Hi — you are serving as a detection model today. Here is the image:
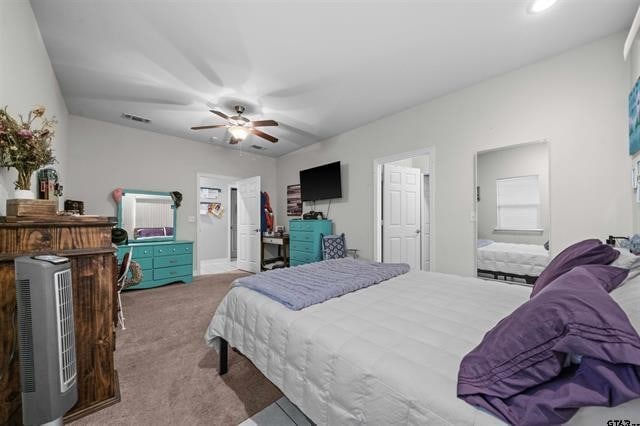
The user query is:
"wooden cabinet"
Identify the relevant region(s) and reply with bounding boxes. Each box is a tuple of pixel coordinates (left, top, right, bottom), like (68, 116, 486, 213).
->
(0, 217, 120, 424)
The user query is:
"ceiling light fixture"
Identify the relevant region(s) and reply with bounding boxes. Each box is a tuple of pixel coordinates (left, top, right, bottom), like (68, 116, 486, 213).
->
(228, 125, 249, 140)
(528, 0, 559, 14)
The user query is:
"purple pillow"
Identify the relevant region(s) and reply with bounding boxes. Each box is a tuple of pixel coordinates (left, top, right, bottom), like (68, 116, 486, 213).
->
(530, 239, 619, 298)
(458, 265, 636, 425)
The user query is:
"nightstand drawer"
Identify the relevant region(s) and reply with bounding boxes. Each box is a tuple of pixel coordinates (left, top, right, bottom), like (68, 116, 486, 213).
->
(154, 243, 192, 257)
(154, 254, 192, 268)
(289, 221, 315, 232)
(154, 265, 192, 280)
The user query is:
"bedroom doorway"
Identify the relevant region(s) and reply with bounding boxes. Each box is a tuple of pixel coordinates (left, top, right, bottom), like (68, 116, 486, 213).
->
(373, 148, 435, 271)
(196, 173, 239, 275)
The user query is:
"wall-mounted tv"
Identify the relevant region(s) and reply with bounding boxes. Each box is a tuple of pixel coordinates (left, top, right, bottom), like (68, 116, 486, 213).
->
(300, 161, 342, 202)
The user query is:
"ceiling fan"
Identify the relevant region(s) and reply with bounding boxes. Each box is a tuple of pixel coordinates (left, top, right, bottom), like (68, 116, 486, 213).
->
(190, 105, 278, 144)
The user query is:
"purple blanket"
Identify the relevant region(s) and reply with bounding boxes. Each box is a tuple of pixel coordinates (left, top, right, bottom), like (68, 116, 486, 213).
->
(458, 265, 640, 425)
(234, 258, 410, 310)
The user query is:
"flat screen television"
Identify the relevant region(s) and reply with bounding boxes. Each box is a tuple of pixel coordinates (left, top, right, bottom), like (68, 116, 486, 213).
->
(300, 161, 342, 201)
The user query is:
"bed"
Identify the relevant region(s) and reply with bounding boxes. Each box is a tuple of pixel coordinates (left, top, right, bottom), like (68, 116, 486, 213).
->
(205, 269, 640, 425)
(477, 242, 550, 284)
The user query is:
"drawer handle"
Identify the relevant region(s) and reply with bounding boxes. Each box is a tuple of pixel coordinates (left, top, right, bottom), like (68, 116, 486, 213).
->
(158, 249, 163, 253)
(169, 260, 177, 264)
(170, 271, 176, 275)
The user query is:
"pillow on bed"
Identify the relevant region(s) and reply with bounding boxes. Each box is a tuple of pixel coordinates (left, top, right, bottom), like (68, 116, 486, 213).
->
(611, 247, 640, 284)
(458, 265, 640, 424)
(458, 264, 631, 399)
(530, 239, 619, 298)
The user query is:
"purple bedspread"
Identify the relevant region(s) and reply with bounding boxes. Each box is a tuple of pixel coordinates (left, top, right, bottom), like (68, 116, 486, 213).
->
(234, 258, 410, 310)
(458, 264, 640, 425)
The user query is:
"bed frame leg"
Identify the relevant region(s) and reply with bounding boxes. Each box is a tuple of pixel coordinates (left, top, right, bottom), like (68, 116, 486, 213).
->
(219, 338, 228, 375)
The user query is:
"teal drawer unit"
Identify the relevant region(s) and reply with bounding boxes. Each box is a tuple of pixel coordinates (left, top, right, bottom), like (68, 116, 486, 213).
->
(117, 240, 194, 290)
(289, 219, 332, 266)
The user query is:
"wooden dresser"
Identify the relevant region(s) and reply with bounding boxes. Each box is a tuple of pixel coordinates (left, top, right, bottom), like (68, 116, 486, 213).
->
(0, 217, 120, 424)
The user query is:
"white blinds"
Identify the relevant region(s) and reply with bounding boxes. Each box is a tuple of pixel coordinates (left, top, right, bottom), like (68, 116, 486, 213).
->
(496, 175, 540, 230)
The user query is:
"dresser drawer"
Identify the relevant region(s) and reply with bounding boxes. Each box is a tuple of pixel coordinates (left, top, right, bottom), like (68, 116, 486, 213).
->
(118, 245, 153, 259)
(154, 265, 193, 280)
(135, 257, 153, 270)
(290, 250, 319, 264)
(154, 254, 192, 268)
(290, 240, 316, 254)
(154, 243, 192, 257)
(290, 221, 315, 232)
(290, 231, 315, 242)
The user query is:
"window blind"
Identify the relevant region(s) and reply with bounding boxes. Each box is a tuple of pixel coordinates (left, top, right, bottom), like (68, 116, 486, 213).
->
(496, 175, 540, 230)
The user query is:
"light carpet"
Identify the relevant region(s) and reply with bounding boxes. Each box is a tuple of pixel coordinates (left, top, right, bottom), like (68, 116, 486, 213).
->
(74, 272, 282, 425)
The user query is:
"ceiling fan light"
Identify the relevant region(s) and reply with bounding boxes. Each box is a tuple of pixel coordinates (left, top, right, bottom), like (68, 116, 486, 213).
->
(229, 125, 249, 140)
(528, 0, 559, 14)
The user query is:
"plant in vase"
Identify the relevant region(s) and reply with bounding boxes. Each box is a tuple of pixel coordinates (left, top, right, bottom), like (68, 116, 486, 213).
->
(0, 105, 56, 199)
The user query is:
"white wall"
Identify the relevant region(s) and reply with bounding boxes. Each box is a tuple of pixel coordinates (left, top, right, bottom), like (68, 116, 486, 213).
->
(276, 33, 632, 277)
(66, 116, 278, 244)
(477, 143, 549, 245)
(0, 0, 68, 212)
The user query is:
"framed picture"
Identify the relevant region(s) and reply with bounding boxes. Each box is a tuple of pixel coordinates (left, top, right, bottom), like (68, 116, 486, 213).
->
(630, 75, 640, 155)
(287, 184, 302, 216)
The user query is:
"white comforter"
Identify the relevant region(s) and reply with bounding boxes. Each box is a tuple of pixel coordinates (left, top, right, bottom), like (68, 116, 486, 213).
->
(205, 271, 640, 425)
(477, 242, 549, 276)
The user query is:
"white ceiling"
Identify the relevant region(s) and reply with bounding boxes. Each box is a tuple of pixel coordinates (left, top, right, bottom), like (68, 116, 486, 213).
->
(31, 0, 638, 157)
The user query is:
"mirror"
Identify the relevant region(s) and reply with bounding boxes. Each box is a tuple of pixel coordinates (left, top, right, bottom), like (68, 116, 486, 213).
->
(475, 142, 550, 285)
(118, 190, 176, 241)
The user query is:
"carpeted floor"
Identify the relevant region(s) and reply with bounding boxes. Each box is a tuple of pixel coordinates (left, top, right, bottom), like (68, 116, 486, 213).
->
(74, 272, 282, 426)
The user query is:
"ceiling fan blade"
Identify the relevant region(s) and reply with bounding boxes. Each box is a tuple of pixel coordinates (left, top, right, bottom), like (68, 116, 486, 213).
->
(250, 119, 278, 127)
(250, 128, 278, 143)
(191, 124, 228, 130)
(209, 109, 230, 121)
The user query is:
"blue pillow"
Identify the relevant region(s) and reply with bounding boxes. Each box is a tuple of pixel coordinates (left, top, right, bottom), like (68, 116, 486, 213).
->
(321, 234, 347, 260)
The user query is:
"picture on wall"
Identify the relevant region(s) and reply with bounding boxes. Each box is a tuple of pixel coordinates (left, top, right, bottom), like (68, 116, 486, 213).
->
(630, 75, 640, 155)
(287, 184, 302, 216)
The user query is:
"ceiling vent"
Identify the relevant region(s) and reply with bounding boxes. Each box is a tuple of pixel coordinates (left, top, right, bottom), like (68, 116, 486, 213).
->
(251, 145, 266, 150)
(121, 113, 151, 124)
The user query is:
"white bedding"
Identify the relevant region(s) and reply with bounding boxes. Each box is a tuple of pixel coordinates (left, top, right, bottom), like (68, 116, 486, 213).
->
(477, 242, 550, 277)
(205, 270, 640, 425)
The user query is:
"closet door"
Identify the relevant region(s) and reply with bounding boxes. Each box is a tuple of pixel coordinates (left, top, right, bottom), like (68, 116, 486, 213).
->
(383, 164, 421, 270)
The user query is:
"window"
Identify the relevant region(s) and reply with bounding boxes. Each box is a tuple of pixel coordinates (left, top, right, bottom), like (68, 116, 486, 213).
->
(496, 175, 541, 231)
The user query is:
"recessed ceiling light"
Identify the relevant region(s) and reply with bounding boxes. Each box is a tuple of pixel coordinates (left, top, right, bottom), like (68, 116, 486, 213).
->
(528, 0, 559, 14)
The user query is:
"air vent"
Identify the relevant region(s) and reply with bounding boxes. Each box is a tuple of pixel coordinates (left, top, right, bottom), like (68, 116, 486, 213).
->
(121, 113, 151, 124)
(54, 269, 76, 392)
(251, 145, 266, 150)
(17, 279, 35, 393)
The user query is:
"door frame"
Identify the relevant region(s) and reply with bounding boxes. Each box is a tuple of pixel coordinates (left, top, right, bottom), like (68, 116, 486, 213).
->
(195, 172, 240, 276)
(372, 147, 436, 270)
(227, 184, 238, 262)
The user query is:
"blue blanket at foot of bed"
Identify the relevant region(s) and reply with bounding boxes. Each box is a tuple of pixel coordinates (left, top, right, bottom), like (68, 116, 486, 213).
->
(234, 258, 410, 310)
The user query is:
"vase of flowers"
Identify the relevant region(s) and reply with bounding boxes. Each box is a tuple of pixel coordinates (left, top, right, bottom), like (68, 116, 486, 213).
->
(0, 105, 56, 199)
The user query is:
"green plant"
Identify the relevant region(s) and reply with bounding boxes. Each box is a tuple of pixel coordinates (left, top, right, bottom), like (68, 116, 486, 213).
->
(0, 105, 56, 190)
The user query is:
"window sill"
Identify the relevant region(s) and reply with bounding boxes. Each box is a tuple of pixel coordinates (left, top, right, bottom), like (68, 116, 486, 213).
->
(493, 228, 544, 234)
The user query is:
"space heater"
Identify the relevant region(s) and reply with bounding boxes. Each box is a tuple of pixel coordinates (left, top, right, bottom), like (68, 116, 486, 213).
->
(15, 255, 78, 426)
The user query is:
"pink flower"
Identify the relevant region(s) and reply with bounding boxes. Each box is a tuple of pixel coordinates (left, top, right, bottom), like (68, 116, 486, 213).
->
(18, 129, 32, 139)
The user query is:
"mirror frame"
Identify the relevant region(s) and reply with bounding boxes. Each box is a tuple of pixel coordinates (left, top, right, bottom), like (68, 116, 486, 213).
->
(117, 189, 177, 243)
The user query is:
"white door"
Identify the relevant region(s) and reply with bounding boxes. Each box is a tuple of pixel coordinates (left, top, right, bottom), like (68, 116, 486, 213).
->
(237, 176, 261, 273)
(383, 164, 421, 269)
(422, 174, 431, 271)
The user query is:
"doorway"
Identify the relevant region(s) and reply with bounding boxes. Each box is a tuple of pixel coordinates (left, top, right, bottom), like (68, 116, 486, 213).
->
(373, 148, 435, 271)
(229, 188, 237, 260)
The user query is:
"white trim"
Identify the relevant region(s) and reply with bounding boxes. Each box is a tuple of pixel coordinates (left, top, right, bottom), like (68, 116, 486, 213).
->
(624, 6, 640, 60)
(227, 183, 238, 263)
(195, 172, 240, 276)
(372, 147, 436, 271)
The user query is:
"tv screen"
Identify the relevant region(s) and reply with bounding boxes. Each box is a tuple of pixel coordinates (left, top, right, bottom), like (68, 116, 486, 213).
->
(300, 161, 342, 202)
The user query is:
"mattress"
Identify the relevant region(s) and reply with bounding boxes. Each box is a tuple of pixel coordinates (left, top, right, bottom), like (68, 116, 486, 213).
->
(477, 242, 550, 276)
(205, 270, 640, 425)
